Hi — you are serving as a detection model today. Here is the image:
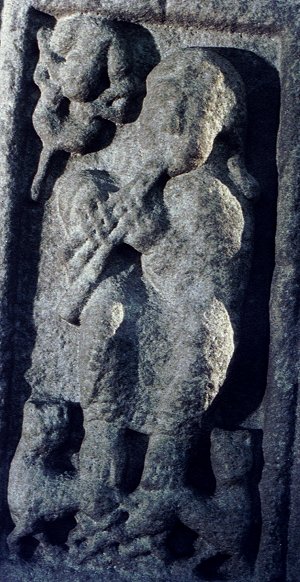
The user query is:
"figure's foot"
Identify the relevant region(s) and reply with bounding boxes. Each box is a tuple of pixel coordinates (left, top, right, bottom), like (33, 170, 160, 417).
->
(67, 486, 207, 564)
(119, 532, 166, 560)
(7, 521, 42, 556)
(68, 507, 128, 564)
(122, 487, 179, 540)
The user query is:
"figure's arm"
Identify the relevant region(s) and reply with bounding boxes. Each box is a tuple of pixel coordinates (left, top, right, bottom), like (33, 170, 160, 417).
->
(87, 34, 141, 123)
(106, 33, 137, 97)
(227, 155, 260, 200)
(109, 161, 167, 221)
(34, 28, 51, 89)
(57, 175, 153, 326)
(65, 198, 115, 277)
(58, 229, 123, 326)
(58, 162, 168, 324)
(34, 28, 61, 93)
(31, 29, 67, 201)
(62, 239, 99, 283)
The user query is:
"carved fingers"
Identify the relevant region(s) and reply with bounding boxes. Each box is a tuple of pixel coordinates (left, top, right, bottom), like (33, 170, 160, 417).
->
(108, 168, 163, 223)
(77, 204, 109, 244)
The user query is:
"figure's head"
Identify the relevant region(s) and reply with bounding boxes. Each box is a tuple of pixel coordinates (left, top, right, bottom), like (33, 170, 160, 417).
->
(140, 49, 246, 177)
(49, 15, 113, 102)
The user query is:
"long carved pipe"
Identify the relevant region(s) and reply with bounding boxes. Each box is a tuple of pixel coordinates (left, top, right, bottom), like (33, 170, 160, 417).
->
(30, 146, 55, 202)
(58, 167, 166, 325)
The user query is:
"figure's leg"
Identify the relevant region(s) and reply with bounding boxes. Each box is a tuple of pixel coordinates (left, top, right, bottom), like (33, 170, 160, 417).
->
(124, 298, 235, 540)
(70, 278, 143, 557)
(78, 411, 126, 520)
(69, 284, 127, 552)
(141, 297, 235, 491)
(70, 412, 128, 559)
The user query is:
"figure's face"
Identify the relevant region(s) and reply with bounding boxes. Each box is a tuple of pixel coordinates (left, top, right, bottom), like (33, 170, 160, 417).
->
(50, 21, 110, 102)
(140, 78, 223, 176)
(139, 80, 191, 175)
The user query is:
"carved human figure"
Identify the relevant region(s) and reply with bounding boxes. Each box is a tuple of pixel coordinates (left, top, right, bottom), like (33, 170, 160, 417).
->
(55, 48, 258, 558)
(7, 15, 159, 554)
(121, 49, 258, 543)
(31, 15, 158, 200)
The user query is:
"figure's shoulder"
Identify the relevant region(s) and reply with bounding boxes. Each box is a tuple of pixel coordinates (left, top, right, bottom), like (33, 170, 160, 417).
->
(166, 166, 230, 197)
(164, 165, 244, 222)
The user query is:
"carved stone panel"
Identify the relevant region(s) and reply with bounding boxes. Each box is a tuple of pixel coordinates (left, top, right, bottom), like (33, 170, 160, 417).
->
(0, 2, 298, 581)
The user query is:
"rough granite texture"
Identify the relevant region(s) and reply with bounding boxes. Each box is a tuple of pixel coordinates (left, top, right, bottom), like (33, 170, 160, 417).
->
(0, 1, 299, 581)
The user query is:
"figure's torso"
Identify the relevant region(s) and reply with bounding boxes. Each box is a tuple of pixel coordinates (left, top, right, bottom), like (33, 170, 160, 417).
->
(141, 167, 247, 307)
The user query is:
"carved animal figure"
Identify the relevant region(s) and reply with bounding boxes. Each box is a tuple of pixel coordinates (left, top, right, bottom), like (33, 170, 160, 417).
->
(7, 400, 79, 550)
(180, 429, 255, 579)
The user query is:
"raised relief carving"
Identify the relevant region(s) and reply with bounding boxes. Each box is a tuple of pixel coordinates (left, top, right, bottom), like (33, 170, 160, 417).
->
(31, 15, 158, 201)
(8, 15, 261, 579)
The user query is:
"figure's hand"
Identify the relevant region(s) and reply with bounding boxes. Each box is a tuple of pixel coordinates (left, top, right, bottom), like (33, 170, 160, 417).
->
(107, 185, 145, 232)
(88, 89, 127, 124)
(90, 78, 140, 123)
(76, 191, 116, 245)
(107, 164, 165, 222)
(42, 82, 64, 107)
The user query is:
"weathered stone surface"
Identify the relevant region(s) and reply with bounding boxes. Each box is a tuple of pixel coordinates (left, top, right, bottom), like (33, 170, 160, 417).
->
(32, 0, 164, 22)
(0, 1, 298, 581)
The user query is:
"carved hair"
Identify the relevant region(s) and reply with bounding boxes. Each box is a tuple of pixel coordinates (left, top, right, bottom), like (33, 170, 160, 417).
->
(143, 48, 258, 197)
(50, 14, 114, 56)
(146, 48, 247, 156)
